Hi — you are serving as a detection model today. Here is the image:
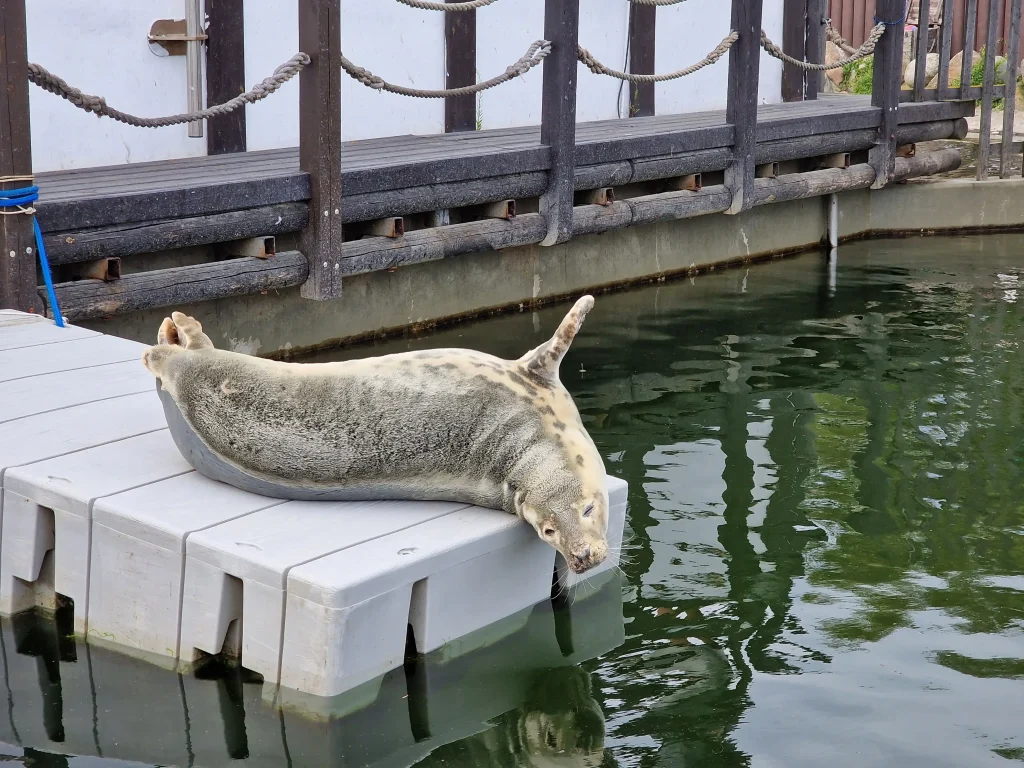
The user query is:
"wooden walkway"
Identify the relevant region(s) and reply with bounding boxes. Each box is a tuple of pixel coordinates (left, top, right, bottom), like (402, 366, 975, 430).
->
(35, 97, 972, 233)
(0, 309, 628, 705)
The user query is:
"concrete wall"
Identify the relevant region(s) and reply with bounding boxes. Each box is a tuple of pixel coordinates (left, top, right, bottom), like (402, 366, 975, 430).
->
(80, 178, 1024, 356)
(27, 0, 785, 171)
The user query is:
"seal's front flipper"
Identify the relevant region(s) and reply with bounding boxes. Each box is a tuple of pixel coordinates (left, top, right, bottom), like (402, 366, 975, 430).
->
(518, 295, 594, 383)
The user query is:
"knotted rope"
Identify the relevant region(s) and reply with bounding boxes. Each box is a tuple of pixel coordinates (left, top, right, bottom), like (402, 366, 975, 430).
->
(629, 0, 688, 5)
(0, 184, 63, 327)
(760, 22, 886, 71)
(27, 53, 310, 127)
(579, 31, 737, 83)
(826, 23, 858, 56)
(395, 0, 498, 9)
(341, 40, 550, 98)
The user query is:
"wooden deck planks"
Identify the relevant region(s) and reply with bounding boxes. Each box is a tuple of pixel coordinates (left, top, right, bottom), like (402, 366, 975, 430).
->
(33, 98, 974, 233)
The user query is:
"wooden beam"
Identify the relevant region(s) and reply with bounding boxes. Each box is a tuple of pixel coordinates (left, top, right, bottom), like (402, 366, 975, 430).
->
(539, 0, 580, 246)
(782, 0, 807, 101)
(54, 252, 309, 322)
(445, 1, 477, 132)
(724, 0, 765, 214)
(628, 3, 655, 117)
(298, 0, 343, 300)
(0, 0, 38, 314)
(804, 0, 825, 99)
(205, 0, 247, 154)
(869, 3, 905, 189)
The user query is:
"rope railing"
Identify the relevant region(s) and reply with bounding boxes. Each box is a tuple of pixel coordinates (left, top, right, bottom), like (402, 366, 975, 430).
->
(341, 39, 550, 98)
(629, 0, 688, 5)
(760, 22, 885, 71)
(826, 23, 858, 56)
(395, 0, 498, 9)
(578, 31, 737, 82)
(27, 53, 309, 127)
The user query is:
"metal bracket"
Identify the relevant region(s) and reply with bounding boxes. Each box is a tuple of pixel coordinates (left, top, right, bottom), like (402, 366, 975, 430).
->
(670, 173, 702, 192)
(366, 217, 405, 239)
(755, 162, 780, 179)
(222, 237, 276, 260)
(818, 153, 851, 170)
(579, 188, 615, 207)
(480, 200, 517, 219)
(148, 20, 207, 57)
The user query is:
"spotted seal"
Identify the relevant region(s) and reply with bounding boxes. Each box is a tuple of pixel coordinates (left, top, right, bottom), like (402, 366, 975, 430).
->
(142, 296, 608, 573)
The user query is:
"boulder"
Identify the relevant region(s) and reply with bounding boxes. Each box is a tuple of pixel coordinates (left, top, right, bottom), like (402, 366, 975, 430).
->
(825, 41, 845, 87)
(904, 52, 939, 87)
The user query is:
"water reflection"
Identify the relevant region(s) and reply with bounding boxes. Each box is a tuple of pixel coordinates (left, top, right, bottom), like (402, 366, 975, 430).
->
(6, 234, 1024, 766)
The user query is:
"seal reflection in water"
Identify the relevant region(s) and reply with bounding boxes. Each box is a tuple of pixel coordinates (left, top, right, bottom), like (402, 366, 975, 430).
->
(142, 296, 608, 573)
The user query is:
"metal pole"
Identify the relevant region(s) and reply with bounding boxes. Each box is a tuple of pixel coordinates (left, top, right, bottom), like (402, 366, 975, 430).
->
(186, 0, 204, 138)
(828, 192, 839, 249)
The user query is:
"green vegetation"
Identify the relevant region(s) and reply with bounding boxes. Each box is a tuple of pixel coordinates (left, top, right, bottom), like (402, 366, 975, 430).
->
(841, 56, 874, 95)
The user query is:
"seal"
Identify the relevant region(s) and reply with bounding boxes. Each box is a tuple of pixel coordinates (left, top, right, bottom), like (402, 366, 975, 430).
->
(141, 296, 608, 573)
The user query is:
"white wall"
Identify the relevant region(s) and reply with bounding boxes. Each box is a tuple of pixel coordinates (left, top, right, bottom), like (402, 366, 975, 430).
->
(26, 0, 784, 172)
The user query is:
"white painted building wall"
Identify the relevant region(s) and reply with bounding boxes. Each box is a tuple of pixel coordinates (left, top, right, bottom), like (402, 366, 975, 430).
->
(25, 0, 784, 173)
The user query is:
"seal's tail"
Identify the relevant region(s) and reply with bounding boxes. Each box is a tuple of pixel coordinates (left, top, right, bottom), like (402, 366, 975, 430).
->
(518, 295, 594, 382)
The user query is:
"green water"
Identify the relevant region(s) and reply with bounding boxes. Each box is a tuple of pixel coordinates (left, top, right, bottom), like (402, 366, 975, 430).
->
(4, 234, 1024, 767)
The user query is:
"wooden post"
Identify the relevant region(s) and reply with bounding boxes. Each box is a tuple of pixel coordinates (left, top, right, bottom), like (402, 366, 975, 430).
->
(1000, 0, 1022, 178)
(445, 1, 477, 132)
(724, 0, 764, 215)
(781, 0, 807, 101)
(298, 0, 344, 301)
(976, 0, 1001, 180)
(804, 0, 825, 99)
(869, 2, 904, 189)
(628, 2, 655, 117)
(539, 0, 579, 247)
(205, 0, 247, 154)
(0, 0, 38, 314)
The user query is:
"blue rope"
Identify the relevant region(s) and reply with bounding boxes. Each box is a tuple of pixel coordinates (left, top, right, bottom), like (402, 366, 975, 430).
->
(0, 185, 64, 327)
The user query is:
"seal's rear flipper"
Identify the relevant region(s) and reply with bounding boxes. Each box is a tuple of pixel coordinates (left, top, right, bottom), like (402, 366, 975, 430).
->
(519, 295, 594, 382)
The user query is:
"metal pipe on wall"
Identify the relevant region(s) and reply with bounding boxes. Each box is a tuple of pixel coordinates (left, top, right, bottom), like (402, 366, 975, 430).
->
(186, 0, 204, 138)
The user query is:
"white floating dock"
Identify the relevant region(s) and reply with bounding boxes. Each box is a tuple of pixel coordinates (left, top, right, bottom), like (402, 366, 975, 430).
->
(0, 311, 628, 701)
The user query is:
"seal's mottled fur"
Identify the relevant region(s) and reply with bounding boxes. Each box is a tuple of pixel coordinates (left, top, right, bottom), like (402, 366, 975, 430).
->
(142, 297, 608, 573)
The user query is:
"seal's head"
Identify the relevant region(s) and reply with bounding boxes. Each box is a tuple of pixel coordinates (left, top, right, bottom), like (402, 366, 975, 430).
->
(509, 295, 609, 574)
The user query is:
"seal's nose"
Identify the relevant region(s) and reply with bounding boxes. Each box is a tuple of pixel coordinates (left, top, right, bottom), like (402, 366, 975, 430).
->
(570, 546, 592, 572)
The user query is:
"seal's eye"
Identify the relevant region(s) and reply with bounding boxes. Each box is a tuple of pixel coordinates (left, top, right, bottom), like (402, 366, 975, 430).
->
(544, 527, 556, 537)
(583, 504, 594, 518)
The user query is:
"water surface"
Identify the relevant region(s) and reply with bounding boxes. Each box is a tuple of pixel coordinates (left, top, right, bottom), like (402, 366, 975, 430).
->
(4, 234, 1024, 767)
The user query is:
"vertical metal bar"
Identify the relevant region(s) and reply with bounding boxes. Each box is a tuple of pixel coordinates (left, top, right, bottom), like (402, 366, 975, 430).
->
(828, 192, 839, 248)
(914, 0, 932, 99)
(782, 0, 807, 101)
(870, 0, 905, 188)
(185, 0, 204, 138)
(998, 0, 1022, 175)
(298, 0, 344, 300)
(628, 2, 656, 117)
(539, 0, 580, 247)
(977, 0, 1001, 179)
(961, 0, 979, 97)
(445, 1, 477, 132)
(937, 0, 955, 99)
(0, 0, 39, 314)
(805, 0, 825, 99)
(725, 0, 765, 214)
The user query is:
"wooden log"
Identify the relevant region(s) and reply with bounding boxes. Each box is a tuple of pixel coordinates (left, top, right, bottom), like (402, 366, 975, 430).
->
(869, 1, 905, 189)
(628, 2, 656, 117)
(804, 0, 825, 99)
(44, 203, 309, 265)
(205, 0, 247, 154)
(750, 164, 878, 206)
(539, 0, 580, 246)
(298, 0, 344, 300)
(725, 0, 765, 214)
(977, 0, 1002, 181)
(54, 252, 309, 321)
(1000, 0, 1022, 179)
(445, 0, 477, 132)
(338, 216, 549, 277)
(782, 0, 807, 102)
(892, 147, 963, 180)
(574, 186, 733, 235)
(342, 173, 548, 223)
(0, 0, 39, 314)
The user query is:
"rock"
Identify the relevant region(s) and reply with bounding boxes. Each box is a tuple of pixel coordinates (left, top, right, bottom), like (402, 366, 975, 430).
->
(822, 76, 842, 94)
(942, 50, 979, 88)
(825, 41, 845, 87)
(995, 56, 1008, 84)
(904, 53, 939, 87)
